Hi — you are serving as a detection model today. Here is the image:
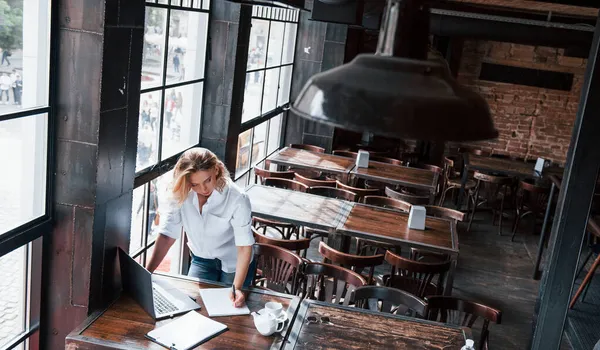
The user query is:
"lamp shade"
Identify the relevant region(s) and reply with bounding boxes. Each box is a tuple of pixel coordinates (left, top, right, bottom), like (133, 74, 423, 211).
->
(291, 53, 498, 141)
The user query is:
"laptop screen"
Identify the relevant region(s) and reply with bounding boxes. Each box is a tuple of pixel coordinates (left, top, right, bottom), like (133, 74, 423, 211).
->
(118, 248, 156, 318)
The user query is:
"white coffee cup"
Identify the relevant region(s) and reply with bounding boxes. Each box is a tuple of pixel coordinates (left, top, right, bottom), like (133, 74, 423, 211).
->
(265, 301, 283, 318)
(254, 313, 284, 336)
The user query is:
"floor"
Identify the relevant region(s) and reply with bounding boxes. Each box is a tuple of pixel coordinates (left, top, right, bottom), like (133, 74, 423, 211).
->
(300, 208, 573, 350)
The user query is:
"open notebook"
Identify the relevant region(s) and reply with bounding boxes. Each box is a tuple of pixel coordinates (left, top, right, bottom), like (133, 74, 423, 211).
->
(146, 311, 227, 350)
(199, 288, 251, 317)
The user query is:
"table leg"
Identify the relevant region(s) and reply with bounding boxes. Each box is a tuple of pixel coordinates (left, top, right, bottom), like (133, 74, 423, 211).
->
(325, 229, 351, 253)
(444, 255, 458, 296)
(532, 182, 556, 280)
(456, 165, 469, 210)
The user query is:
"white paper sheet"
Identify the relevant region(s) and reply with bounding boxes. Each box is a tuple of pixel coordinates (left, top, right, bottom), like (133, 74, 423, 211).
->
(198, 287, 251, 317)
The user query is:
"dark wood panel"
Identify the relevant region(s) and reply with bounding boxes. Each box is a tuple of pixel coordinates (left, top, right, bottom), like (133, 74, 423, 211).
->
(267, 147, 356, 174)
(246, 184, 354, 231)
(338, 204, 457, 252)
(352, 161, 436, 192)
(285, 300, 468, 350)
(67, 276, 299, 350)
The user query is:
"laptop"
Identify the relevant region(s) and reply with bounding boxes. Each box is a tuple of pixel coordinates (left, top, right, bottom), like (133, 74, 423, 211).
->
(118, 248, 201, 320)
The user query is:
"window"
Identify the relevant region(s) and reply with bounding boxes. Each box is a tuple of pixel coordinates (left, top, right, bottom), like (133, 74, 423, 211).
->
(235, 6, 298, 186)
(131, 0, 210, 272)
(0, 0, 53, 349)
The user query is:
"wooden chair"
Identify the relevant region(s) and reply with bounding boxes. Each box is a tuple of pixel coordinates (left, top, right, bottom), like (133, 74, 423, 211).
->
(263, 178, 309, 192)
(570, 217, 600, 309)
(290, 143, 325, 153)
(294, 173, 336, 188)
(426, 296, 502, 350)
(253, 227, 311, 258)
(318, 242, 384, 285)
(411, 163, 443, 196)
(384, 250, 451, 299)
(332, 150, 358, 159)
(301, 262, 367, 305)
(252, 217, 300, 240)
(308, 186, 358, 202)
(511, 179, 550, 242)
(371, 155, 403, 165)
(467, 172, 513, 235)
(424, 205, 465, 222)
(385, 187, 429, 206)
(362, 196, 412, 212)
(438, 156, 476, 206)
(254, 167, 295, 185)
(354, 286, 428, 318)
(337, 181, 379, 201)
(252, 243, 305, 295)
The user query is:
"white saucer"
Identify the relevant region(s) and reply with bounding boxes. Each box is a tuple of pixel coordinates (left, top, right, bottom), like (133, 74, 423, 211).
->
(257, 308, 289, 322)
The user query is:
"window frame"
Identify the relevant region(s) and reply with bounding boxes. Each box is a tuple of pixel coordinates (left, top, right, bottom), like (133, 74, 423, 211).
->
(235, 5, 299, 186)
(130, 0, 211, 273)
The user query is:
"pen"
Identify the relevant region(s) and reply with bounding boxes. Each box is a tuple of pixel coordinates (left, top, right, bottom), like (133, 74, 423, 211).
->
(232, 284, 236, 301)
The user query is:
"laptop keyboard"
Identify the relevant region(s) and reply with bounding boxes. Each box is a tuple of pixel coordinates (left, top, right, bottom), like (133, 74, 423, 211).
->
(153, 287, 179, 314)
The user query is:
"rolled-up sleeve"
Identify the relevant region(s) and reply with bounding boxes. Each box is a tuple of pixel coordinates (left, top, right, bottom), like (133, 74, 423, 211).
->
(230, 193, 254, 246)
(157, 197, 183, 240)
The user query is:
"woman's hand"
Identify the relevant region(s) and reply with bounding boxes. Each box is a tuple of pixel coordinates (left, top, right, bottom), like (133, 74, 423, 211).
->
(229, 288, 246, 307)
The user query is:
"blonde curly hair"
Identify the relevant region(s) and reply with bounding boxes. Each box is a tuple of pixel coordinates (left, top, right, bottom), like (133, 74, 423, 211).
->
(171, 148, 230, 205)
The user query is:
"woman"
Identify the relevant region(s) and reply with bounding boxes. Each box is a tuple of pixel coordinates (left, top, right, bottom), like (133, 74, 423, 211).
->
(146, 148, 255, 307)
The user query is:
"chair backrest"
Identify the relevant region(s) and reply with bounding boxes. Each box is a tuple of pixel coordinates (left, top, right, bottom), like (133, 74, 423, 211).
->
(254, 167, 295, 185)
(426, 296, 502, 350)
(424, 205, 465, 222)
(384, 250, 451, 298)
(253, 243, 305, 295)
(332, 150, 358, 159)
(253, 227, 311, 256)
(302, 262, 367, 305)
(371, 155, 403, 165)
(362, 195, 411, 212)
(473, 172, 512, 204)
(252, 217, 298, 240)
(264, 178, 309, 192)
(354, 286, 428, 318)
(517, 179, 550, 213)
(336, 181, 379, 201)
(385, 187, 429, 206)
(294, 173, 336, 188)
(318, 242, 384, 284)
(308, 186, 358, 202)
(290, 143, 325, 153)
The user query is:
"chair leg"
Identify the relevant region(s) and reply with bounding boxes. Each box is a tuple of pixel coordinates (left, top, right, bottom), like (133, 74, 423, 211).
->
(569, 254, 600, 308)
(576, 250, 594, 278)
(498, 195, 505, 236)
(511, 214, 522, 242)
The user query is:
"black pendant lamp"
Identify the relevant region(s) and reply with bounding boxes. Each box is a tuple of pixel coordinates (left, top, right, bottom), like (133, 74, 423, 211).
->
(291, 0, 498, 141)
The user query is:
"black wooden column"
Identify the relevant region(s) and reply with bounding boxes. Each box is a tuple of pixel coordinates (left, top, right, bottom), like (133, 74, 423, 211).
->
(531, 13, 600, 350)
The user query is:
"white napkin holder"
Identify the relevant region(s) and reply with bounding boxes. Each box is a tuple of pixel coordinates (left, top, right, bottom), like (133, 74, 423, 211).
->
(356, 150, 370, 168)
(408, 206, 426, 230)
(534, 157, 546, 177)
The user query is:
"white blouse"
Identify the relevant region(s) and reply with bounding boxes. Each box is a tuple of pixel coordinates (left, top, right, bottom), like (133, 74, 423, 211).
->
(157, 180, 254, 273)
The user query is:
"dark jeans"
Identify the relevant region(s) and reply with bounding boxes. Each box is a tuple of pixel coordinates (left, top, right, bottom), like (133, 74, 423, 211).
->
(188, 253, 256, 287)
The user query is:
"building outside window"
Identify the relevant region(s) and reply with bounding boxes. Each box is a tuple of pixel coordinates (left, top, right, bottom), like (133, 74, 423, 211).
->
(0, 0, 53, 349)
(235, 5, 299, 187)
(129, 0, 210, 274)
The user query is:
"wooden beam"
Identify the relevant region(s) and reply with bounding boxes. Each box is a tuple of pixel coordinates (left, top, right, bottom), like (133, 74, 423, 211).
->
(447, 0, 598, 18)
(531, 13, 600, 350)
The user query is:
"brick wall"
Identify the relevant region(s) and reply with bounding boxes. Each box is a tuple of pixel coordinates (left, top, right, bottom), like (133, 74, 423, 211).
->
(455, 41, 586, 165)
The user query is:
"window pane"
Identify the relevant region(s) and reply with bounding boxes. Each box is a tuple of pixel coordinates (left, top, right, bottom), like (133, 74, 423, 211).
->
(129, 185, 145, 254)
(281, 23, 297, 64)
(0, 245, 26, 348)
(236, 129, 252, 178)
(0, 0, 51, 114)
(242, 71, 264, 123)
(161, 82, 203, 160)
(261, 68, 279, 114)
(278, 65, 292, 106)
(165, 10, 209, 85)
(235, 172, 249, 188)
(267, 114, 282, 155)
(251, 122, 267, 167)
(136, 91, 162, 172)
(247, 19, 269, 70)
(0, 113, 47, 234)
(142, 7, 168, 90)
(202, 0, 210, 10)
(153, 170, 174, 243)
(266, 22, 284, 68)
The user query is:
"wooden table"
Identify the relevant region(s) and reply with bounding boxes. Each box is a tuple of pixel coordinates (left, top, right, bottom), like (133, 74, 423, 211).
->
(335, 203, 459, 295)
(350, 160, 438, 202)
(246, 184, 354, 231)
(66, 274, 301, 350)
(266, 147, 356, 182)
(283, 299, 470, 350)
